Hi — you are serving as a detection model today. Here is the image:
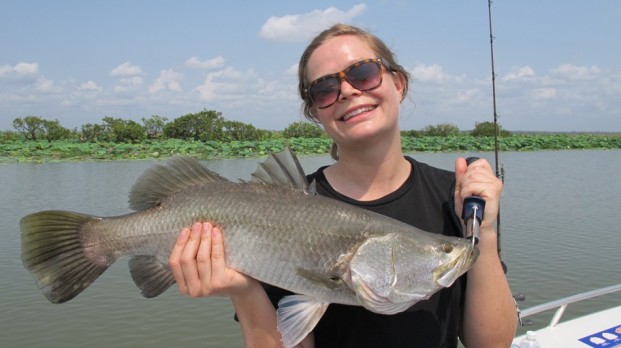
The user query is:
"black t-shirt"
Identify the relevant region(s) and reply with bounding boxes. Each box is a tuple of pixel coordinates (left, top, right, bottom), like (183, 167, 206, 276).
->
(264, 157, 466, 348)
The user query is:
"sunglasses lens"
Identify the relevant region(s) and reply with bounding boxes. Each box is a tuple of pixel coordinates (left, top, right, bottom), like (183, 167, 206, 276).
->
(309, 78, 340, 109)
(348, 62, 382, 91)
(308, 59, 383, 109)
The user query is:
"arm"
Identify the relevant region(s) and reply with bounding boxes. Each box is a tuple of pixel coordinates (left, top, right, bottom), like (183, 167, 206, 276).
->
(454, 159, 518, 347)
(169, 222, 314, 348)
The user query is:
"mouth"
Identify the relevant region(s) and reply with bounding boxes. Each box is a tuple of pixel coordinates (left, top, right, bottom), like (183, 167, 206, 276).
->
(435, 247, 479, 288)
(340, 105, 377, 122)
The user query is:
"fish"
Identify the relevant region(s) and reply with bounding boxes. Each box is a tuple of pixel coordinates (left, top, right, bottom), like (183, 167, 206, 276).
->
(21, 147, 478, 348)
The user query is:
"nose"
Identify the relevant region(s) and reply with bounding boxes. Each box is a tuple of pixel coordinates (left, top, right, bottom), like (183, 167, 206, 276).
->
(338, 76, 361, 102)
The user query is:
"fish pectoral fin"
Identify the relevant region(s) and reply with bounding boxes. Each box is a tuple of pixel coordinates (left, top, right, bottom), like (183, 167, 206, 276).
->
(128, 256, 175, 298)
(296, 268, 342, 289)
(276, 294, 329, 348)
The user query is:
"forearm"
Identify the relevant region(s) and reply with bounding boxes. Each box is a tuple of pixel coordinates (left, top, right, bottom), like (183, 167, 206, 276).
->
(461, 229, 517, 347)
(232, 281, 284, 348)
(232, 282, 315, 348)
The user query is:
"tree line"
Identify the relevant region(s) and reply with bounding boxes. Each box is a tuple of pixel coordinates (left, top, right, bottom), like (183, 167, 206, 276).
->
(5, 108, 508, 143)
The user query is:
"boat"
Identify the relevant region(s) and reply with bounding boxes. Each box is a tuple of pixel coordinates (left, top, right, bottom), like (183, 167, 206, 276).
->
(511, 283, 621, 347)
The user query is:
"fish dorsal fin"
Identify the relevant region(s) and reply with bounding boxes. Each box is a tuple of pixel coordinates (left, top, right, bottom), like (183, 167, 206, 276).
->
(251, 147, 312, 193)
(277, 294, 329, 348)
(129, 156, 228, 211)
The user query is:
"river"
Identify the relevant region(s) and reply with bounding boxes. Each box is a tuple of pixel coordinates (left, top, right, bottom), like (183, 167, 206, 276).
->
(1, 149, 620, 347)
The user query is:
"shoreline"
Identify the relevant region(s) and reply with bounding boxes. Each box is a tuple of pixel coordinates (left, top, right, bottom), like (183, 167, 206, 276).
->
(1, 134, 620, 163)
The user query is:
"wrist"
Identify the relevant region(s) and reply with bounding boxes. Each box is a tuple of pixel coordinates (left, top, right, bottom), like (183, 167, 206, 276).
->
(230, 277, 263, 302)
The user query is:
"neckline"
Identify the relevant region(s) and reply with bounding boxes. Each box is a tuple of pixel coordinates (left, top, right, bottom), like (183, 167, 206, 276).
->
(313, 157, 416, 206)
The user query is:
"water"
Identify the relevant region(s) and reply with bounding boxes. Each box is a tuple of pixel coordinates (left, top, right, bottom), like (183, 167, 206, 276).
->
(1, 150, 620, 346)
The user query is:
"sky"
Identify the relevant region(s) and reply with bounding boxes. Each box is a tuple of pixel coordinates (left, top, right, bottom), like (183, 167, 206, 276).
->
(1, 1, 620, 132)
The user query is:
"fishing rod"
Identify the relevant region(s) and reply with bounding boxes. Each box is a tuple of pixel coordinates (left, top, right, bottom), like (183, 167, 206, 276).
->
(462, 1, 505, 262)
(487, 0, 504, 259)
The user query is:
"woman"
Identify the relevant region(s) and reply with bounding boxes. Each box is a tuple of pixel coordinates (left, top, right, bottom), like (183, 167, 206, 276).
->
(169, 24, 517, 347)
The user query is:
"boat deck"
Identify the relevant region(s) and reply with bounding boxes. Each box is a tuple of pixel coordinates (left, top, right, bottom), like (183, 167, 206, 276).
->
(513, 305, 621, 347)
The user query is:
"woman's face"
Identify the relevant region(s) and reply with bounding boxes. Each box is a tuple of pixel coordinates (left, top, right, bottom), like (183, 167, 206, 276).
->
(306, 35, 405, 148)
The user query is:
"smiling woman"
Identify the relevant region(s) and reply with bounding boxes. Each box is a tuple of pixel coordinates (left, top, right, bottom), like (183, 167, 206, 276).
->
(164, 23, 518, 348)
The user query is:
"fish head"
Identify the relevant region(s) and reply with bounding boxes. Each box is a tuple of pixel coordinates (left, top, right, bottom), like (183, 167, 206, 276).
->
(346, 233, 478, 315)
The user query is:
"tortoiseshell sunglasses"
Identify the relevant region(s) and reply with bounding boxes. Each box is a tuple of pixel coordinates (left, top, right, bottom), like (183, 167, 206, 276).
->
(305, 57, 385, 109)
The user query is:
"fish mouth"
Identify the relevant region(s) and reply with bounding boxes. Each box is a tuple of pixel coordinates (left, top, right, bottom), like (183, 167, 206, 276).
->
(435, 246, 479, 288)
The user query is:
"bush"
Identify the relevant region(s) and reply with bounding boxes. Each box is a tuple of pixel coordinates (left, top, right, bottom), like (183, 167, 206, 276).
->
(0, 130, 22, 142)
(13, 116, 72, 141)
(421, 123, 460, 136)
(142, 115, 168, 139)
(283, 121, 324, 138)
(163, 109, 226, 141)
(222, 120, 263, 141)
(13, 116, 46, 140)
(102, 117, 146, 143)
(471, 121, 511, 137)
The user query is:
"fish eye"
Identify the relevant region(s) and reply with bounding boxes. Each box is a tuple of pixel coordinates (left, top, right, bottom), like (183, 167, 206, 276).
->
(442, 243, 453, 253)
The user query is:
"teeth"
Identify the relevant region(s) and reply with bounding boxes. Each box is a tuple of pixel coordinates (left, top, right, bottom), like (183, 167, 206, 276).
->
(342, 106, 375, 121)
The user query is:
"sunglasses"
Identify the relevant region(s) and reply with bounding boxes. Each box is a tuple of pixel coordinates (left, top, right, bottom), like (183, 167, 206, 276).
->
(305, 57, 385, 109)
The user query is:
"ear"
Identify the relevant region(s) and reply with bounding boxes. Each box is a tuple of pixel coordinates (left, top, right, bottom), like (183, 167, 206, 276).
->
(391, 72, 407, 102)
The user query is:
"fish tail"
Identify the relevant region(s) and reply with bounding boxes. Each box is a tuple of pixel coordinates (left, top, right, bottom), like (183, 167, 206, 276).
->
(21, 210, 114, 304)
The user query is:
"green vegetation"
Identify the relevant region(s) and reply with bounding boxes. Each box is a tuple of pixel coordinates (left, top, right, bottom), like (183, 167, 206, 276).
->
(1, 111, 619, 163)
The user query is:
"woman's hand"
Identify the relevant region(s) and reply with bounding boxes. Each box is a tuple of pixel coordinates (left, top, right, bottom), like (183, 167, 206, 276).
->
(169, 222, 256, 298)
(454, 157, 503, 233)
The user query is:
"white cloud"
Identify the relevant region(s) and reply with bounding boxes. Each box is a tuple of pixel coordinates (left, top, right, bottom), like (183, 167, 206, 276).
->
(195, 67, 251, 101)
(185, 56, 225, 70)
(110, 62, 143, 77)
(149, 69, 183, 93)
(411, 64, 463, 83)
(502, 66, 535, 81)
(550, 64, 601, 81)
(79, 80, 102, 92)
(286, 63, 299, 76)
(35, 76, 61, 93)
(455, 88, 483, 103)
(113, 76, 143, 93)
(0, 62, 39, 79)
(412, 64, 444, 82)
(259, 4, 366, 42)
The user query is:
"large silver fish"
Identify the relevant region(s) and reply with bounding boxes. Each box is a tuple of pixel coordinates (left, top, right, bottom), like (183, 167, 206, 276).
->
(21, 147, 478, 347)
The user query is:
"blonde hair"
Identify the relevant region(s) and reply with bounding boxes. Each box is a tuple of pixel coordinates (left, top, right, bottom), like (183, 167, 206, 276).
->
(297, 24, 411, 159)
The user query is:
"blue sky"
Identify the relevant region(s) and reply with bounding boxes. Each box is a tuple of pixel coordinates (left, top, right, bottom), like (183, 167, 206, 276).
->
(1, 1, 620, 132)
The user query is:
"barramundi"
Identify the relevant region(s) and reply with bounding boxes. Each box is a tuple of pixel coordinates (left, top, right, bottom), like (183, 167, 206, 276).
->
(21, 147, 478, 347)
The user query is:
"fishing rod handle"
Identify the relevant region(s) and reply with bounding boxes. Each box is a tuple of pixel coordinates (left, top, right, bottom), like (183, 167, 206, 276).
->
(461, 157, 486, 235)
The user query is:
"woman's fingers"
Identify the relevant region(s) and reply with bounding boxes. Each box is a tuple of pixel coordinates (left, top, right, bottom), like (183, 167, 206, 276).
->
(169, 226, 191, 294)
(196, 222, 214, 294)
(170, 221, 254, 298)
(208, 225, 227, 290)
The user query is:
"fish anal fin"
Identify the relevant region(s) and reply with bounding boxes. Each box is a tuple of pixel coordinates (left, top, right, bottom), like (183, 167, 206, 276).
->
(276, 294, 329, 348)
(128, 156, 229, 211)
(296, 268, 342, 290)
(129, 255, 176, 298)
